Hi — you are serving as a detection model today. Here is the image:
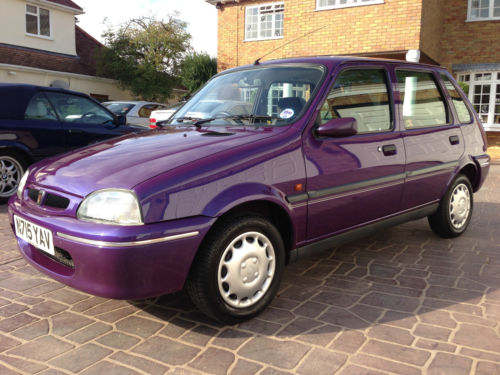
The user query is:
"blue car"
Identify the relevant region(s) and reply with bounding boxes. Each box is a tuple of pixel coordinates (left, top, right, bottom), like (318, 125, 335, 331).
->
(0, 84, 145, 202)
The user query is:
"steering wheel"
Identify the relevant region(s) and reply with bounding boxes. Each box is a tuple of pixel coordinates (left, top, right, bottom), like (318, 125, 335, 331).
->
(82, 112, 96, 118)
(216, 111, 243, 124)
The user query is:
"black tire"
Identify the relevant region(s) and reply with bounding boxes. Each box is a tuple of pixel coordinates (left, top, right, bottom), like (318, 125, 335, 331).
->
(428, 174, 473, 238)
(0, 150, 28, 204)
(186, 215, 285, 324)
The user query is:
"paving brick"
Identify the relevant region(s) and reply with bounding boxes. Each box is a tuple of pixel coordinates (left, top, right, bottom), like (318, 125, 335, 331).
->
(96, 332, 141, 350)
(338, 365, 387, 375)
(49, 343, 112, 373)
(427, 353, 472, 375)
(7, 336, 74, 361)
(115, 316, 163, 338)
(413, 323, 452, 341)
(230, 359, 262, 375)
(51, 311, 94, 336)
(476, 361, 500, 375)
(368, 324, 414, 345)
(318, 306, 367, 329)
(65, 322, 112, 343)
(189, 347, 235, 375)
(360, 292, 419, 312)
(362, 340, 430, 366)
(79, 360, 142, 375)
(297, 348, 347, 375)
(181, 324, 220, 346)
(0, 335, 21, 352)
(415, 339, 456, 353)
(329, 330, 366, 353)
(10, 318, 48, 340)
(0, 313, 39, 333)
(453, 324, 500, 353)
(0, 354, 48, 374)
(110, 351, 170, 375)
(238, 337, 310, 369)
(212, 328, 252, 350)
(352, 353, 421, 375)
(132, 336, 200, 365)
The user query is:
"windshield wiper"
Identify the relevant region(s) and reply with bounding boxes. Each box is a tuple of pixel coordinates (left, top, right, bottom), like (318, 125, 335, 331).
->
(174, 114, 278, 128)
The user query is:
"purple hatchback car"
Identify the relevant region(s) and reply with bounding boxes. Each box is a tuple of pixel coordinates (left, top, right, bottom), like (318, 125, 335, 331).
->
(9, 57, 490, 322)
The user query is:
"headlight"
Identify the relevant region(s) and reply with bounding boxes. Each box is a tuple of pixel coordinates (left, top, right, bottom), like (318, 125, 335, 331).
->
(77, 189, 143, 225)
(17, 169, 29, 200)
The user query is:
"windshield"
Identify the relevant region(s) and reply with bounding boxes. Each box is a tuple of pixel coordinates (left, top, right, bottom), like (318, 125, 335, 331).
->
(171, 64, 325, 126)
(104, 102, 135, 115)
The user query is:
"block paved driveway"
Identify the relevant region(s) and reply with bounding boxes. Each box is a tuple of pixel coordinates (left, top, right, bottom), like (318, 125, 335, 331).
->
(0, 166, 499, 375)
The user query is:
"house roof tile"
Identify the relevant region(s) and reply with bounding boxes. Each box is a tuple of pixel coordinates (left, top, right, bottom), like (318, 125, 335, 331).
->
(0, 26, 103, 77)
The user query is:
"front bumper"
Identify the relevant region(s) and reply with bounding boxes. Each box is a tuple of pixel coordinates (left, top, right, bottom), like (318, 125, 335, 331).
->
(8, 197, 214, 300)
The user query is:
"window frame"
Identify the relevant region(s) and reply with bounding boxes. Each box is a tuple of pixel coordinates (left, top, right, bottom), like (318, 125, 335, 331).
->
(457, 70, 500, 130)
(317, 65, 395, 135)
(395, 68, 452, 130)
(316, 0, 384, 11)
(467, 0, 500, 22)
(25, 3, 52, 38)
(244, 2, 284, 42)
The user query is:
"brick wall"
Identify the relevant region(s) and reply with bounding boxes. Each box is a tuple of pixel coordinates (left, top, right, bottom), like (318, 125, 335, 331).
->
(419, 0, 445, 63)
(487, 132, 500, 148)
(217, 0, 423, 71)
(439, 0, 500, 72)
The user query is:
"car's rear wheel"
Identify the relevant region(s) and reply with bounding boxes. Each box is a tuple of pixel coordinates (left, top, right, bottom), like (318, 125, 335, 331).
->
(428, 174, 473, 238)
(0, 151, 27, 203)
(187, 215, 285, 323)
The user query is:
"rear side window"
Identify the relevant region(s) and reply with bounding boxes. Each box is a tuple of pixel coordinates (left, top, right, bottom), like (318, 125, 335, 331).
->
(396, 70, 448, 128)
(45, 92, 114, 125)
(441, 74, 472, 124)
(319, 68, 392, 133)
(138, 104, 166, 118)
(24, 93, 58, 121)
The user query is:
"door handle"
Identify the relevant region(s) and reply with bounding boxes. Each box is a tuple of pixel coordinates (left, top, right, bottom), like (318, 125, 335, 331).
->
(68, 129, 83, 134)
(449, 135, 460, 145)
(379, 144, 397, 156)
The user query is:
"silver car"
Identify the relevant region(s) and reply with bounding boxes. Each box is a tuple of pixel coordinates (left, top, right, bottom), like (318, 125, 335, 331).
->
(103, 101, 167, 127)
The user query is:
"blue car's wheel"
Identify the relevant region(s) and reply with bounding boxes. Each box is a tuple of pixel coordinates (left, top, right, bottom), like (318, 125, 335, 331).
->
(0, 152, 27, 203)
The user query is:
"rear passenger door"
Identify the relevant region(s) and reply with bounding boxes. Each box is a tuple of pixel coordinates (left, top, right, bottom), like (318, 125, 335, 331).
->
(397, 69, 465, 210)
(303, 66, 406, 241)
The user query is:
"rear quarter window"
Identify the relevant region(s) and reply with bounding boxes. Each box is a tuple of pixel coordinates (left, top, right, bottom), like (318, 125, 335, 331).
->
(441, 74, 472, 124)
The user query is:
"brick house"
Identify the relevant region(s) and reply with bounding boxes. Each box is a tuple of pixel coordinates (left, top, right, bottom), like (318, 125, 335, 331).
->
(0, 0, 133, 101)
(207, 0, 500, 148)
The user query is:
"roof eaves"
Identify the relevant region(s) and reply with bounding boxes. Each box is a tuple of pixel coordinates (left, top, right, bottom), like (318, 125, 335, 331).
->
(35, 0, 84, 14)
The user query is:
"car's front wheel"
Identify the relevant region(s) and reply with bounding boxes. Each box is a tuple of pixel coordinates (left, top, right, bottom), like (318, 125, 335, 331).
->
(0, 151, 27, 203)
(187, 215, 285, 323)
(428, 174, 473, 238)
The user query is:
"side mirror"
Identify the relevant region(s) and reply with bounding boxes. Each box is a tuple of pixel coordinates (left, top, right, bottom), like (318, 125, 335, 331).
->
(317, 117, 357, 138)
(115, 114, 127, 126)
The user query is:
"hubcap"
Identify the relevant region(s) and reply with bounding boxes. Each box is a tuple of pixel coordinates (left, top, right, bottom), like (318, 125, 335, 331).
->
(0, 157, 23, 198)
(449, 183, 471, 230)
(217, 231, 275, 308)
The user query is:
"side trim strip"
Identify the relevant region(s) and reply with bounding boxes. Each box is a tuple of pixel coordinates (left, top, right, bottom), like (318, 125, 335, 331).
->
(56, 231, 200, 247)
(406, 161, 458, 178)
(285, 162, 458, 205)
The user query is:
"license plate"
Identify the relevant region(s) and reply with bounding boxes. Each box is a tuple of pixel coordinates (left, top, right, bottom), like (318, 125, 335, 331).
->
(14, 215, 55, 256)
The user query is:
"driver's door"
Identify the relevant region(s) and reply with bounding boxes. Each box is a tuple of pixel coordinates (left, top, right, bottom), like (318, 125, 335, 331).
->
(44, 92, 123, 151)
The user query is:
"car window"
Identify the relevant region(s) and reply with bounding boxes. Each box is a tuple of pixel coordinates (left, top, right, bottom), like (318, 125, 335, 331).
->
(441, 74, 472, 124)
(319, 68, 392, 133)
(24, 93, 58, 121)
(138, 104, 163, 118)
(45, 92, 114, 125)
(396, 70, 448, 128)
(105, 102, 134, 115)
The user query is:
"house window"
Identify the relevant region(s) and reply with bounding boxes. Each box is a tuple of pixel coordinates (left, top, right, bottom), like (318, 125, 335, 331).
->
(26, 4, 51, 37)
(316, 0, 384, 11)
(245, 3, 284, 41)
(468, 0, 500, 21)
(459, 71, 500, 129)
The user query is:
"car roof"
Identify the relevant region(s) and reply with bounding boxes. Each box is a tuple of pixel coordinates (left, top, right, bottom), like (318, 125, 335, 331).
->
(0, 83, 96, 120)
(103, 101, 164, 106)
(222, 55, 446, 74)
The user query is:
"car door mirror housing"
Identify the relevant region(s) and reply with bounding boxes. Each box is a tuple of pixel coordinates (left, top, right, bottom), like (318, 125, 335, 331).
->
(115, 115, 127, 125)
(317, 117, 358, 137)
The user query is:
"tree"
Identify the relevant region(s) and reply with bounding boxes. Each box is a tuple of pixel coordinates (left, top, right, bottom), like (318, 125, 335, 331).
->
(97, 15, 191, 102)
(180, 53, 217, 93)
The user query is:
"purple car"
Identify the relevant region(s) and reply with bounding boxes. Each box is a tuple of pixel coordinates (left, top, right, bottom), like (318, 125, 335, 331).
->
(8, 57, 490, 323)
